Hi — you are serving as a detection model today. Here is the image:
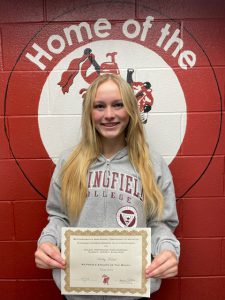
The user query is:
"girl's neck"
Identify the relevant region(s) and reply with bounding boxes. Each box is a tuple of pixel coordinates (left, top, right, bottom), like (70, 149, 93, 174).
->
(101, 138, 126, 159)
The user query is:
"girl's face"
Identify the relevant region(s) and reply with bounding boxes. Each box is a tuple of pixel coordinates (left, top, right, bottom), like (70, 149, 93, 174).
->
(91, 80, 130, 144)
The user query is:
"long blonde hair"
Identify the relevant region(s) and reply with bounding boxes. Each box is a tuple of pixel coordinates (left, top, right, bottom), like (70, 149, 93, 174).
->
(61, 74, 164, 221)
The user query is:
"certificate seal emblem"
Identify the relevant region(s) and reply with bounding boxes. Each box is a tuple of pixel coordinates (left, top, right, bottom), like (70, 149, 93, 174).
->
(102, 274, 110, 285)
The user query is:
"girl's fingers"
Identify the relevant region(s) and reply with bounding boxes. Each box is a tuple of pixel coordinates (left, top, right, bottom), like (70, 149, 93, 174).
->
(35, 243, 66, 269)
(150, 266, 178, 278)
(42, 243, 65, 265)
(146, 250, 178, 278)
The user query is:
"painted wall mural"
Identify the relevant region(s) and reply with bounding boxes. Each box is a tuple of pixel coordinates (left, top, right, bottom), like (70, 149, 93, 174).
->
(0, 1, 224, 299)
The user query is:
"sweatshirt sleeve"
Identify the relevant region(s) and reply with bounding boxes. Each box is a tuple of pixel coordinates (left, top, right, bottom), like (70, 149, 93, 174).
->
(147, 153, 180, 259)
(37, 152, 70, 249)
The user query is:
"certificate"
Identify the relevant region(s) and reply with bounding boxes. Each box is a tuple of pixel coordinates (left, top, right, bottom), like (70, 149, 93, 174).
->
(61, 227, 151, 297)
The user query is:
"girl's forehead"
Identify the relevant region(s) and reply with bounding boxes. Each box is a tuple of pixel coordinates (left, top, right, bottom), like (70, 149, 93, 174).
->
(95, 80, 121, 100)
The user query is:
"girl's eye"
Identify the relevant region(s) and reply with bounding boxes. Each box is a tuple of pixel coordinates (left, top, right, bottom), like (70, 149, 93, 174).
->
(94, 104, 105, 110)
(114, 102, 124, 108)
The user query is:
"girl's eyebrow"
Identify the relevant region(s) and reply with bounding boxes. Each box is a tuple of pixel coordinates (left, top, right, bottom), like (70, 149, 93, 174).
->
(94, 100, 104, 103)
(94, 99, 123, 103)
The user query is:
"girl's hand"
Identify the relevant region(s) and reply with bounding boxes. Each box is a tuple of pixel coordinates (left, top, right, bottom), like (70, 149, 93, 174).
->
(35, 242, 66, 269)
(145, 250, 178, 278)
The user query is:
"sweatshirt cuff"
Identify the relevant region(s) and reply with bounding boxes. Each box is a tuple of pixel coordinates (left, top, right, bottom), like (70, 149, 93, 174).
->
(37, 234, 58, 247)
(156, 241, 180, 260)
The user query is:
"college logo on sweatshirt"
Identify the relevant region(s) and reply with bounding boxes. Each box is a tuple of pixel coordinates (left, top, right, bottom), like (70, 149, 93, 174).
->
(117, 207, 137, 228)
(4, 2, 222, 200)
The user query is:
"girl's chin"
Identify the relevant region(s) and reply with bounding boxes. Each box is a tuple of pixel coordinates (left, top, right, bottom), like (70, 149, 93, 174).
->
(99, 131, 125, 141)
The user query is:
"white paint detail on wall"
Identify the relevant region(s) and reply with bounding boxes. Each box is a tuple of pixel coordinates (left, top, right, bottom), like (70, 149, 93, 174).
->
(145, 113, 183, 156)
(38, 40, 187, 164)
(38, 115, 82, 159)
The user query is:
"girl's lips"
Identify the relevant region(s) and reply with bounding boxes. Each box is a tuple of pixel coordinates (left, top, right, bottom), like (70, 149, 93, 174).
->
(101, 122, 119, 127)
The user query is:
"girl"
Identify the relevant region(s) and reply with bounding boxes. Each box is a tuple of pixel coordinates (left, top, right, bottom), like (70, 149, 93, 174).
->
(35, 73, 180, 299)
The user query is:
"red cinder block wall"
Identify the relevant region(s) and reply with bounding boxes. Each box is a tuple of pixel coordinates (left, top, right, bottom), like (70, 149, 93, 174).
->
(0, 1, 225, 299)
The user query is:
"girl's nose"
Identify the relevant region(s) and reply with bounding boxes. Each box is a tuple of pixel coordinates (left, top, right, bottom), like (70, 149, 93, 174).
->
(104, 107, 115, 119)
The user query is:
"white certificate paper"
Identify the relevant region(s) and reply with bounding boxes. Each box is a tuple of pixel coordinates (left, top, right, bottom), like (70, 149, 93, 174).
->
(61, 227, 151, 297)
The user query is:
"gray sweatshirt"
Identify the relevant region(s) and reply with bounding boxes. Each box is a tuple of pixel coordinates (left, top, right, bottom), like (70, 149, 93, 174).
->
(38, 147, 180, 300)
